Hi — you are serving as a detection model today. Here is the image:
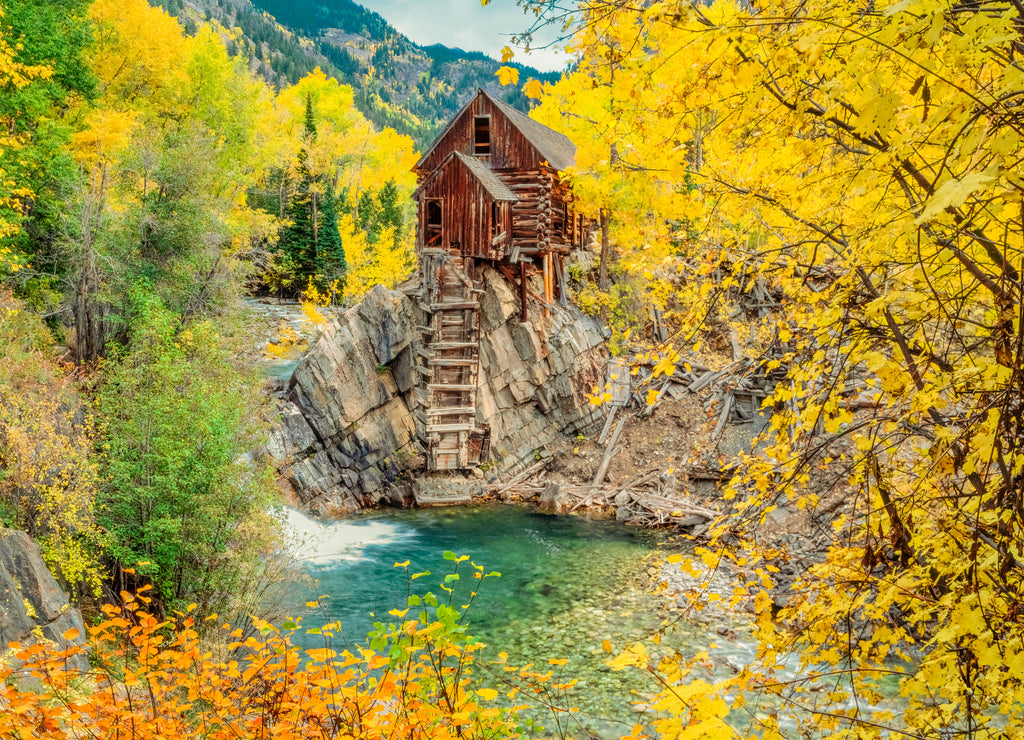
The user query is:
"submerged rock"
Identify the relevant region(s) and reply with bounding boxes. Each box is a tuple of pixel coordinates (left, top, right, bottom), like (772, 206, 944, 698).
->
(538, 482, 571, 513)
(263, 268, 607, 515)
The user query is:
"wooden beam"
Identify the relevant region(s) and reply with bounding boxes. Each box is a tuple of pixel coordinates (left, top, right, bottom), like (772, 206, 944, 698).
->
(520, 261, 528, 322)
(427, 407, 477, 416)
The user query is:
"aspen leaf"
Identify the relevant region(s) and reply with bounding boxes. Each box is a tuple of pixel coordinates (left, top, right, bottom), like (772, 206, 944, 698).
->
(495, 66, 519, 86)
(916, 171, 997, 223)
(523, 78, 544, 99)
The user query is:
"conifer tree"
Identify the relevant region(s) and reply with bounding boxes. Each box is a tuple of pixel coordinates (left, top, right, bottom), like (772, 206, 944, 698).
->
(279, 93, 346, 294)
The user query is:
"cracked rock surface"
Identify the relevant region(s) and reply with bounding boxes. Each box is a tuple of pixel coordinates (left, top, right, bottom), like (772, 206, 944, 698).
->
(262, 267, 608, 516)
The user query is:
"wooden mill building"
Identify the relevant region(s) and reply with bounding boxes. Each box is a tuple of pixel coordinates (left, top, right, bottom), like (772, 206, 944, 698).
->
(411, 89, 593, 472)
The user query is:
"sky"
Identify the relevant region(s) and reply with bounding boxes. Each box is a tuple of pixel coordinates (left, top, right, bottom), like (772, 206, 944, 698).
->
(355, 0, 571, 72)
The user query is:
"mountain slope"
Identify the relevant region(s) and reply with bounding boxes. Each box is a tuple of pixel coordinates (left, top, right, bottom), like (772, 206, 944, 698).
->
(153, 0, 558, 149)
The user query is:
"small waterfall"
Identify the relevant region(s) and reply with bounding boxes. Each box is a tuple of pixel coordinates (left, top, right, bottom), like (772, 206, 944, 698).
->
(279, 507, 412, 566)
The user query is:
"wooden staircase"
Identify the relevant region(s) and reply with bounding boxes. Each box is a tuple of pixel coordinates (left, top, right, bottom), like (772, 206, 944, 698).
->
(415, 248, 490, 471)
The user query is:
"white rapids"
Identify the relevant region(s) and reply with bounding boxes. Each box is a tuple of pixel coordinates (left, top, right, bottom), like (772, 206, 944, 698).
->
(278, 507, 413, 566)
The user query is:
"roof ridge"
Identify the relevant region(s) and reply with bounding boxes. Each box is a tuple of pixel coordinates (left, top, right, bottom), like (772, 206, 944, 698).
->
(483, 90, 577, 171)
(414, 89, 577, 173)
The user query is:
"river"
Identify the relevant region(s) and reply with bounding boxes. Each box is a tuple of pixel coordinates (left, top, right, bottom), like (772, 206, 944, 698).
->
(281, 503, 759, 738)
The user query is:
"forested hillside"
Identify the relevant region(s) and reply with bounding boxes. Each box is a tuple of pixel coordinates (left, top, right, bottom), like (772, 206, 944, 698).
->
(0, 0, 417, 622)
(150, 0, 557, 148)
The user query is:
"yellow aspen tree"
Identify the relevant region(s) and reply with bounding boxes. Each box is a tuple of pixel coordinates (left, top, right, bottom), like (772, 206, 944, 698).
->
(507, 0, 1024, 736)
(0, 8, 53, 269)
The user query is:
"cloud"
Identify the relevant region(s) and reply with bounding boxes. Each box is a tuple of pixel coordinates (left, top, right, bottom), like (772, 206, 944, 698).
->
(358, 0, 569, 72)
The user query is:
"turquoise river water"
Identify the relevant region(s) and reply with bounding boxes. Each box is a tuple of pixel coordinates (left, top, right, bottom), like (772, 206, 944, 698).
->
(281, 504, 758, 738)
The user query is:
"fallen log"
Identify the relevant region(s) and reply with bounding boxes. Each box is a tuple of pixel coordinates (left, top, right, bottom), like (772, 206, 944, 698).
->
(591, 417, 626, 488)
(712, 394, 734, 442)
(597, 406, 618, 446)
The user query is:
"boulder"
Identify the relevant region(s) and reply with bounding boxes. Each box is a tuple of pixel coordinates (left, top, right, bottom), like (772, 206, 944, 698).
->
(0, 529, 88, 672)
(261, 286, 421, 516)
(538, 482, 562, 512)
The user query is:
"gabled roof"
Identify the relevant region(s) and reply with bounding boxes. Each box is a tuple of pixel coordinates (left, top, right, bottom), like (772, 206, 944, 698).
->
(487, 95, 577, 171)
(414, 88, 577, 172)
(453, 152, 518, 201)
(412, 150, 519, 202)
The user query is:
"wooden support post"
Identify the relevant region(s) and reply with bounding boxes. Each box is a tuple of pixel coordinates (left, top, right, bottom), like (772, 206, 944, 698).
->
(543, 252, 551, 318)
(520, 261, 529, 322)
(556, 254, 568, 307)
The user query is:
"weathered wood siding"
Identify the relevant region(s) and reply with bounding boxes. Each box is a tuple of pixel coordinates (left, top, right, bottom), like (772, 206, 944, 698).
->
(417, 156, 511, 260)
(418, 96, 545, 174)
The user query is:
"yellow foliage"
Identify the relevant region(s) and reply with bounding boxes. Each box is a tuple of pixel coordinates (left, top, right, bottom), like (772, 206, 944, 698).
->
(341, 216, 414, 303)
(0, 593, 526, 739)
(0, 294, 104, 596)
(0, 8, 53, 268)
(524, 0, 1024, 735)
(496, 65, 520, 86)
(87, 0, 189, 112)
(264, 322, 307, 359)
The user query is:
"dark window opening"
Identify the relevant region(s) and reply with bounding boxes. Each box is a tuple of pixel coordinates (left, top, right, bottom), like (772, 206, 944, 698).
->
(490, 201, 499, 238)
(427, 200, 442, 226)
(474, 116, 491, 155)
(425, 199, 442, 246)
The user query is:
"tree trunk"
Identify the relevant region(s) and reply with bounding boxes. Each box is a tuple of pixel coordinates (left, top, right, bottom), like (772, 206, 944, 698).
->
(70, 168, 111, 364)
(599, 210, 611, 290)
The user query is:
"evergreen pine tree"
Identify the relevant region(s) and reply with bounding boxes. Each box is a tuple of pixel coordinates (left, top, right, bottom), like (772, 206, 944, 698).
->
(317, 184, 346, 294)
(277, 93, 346, 295)
(376, 179, 404, 247)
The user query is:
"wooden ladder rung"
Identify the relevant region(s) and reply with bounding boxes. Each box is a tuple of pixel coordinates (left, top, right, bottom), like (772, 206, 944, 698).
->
(430, 301, 479, 310)
(427, 423, 478, 433)
(429, 359, 478, 367)
(430, 342, 478, 350)
(426, 407, 476, 416)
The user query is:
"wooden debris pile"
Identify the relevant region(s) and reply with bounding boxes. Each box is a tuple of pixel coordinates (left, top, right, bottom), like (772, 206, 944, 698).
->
(631, 355, 787, 446)
(482, 458, 726, 531)
(477, 350, 789, 530)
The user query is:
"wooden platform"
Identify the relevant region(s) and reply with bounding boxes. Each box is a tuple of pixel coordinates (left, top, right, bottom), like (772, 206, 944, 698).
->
(412, 477, 482, 507)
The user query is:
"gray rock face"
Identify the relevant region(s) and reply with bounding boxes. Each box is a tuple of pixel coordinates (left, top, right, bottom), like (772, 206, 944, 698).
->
(263, 285, 420, 515)
(264, 268, 608, 515)
(0, 528, 88, 672)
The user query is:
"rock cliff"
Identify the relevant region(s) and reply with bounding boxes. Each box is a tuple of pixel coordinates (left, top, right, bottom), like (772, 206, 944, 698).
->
(0, 528, 89, 671)
(263, 266, 608, 515)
